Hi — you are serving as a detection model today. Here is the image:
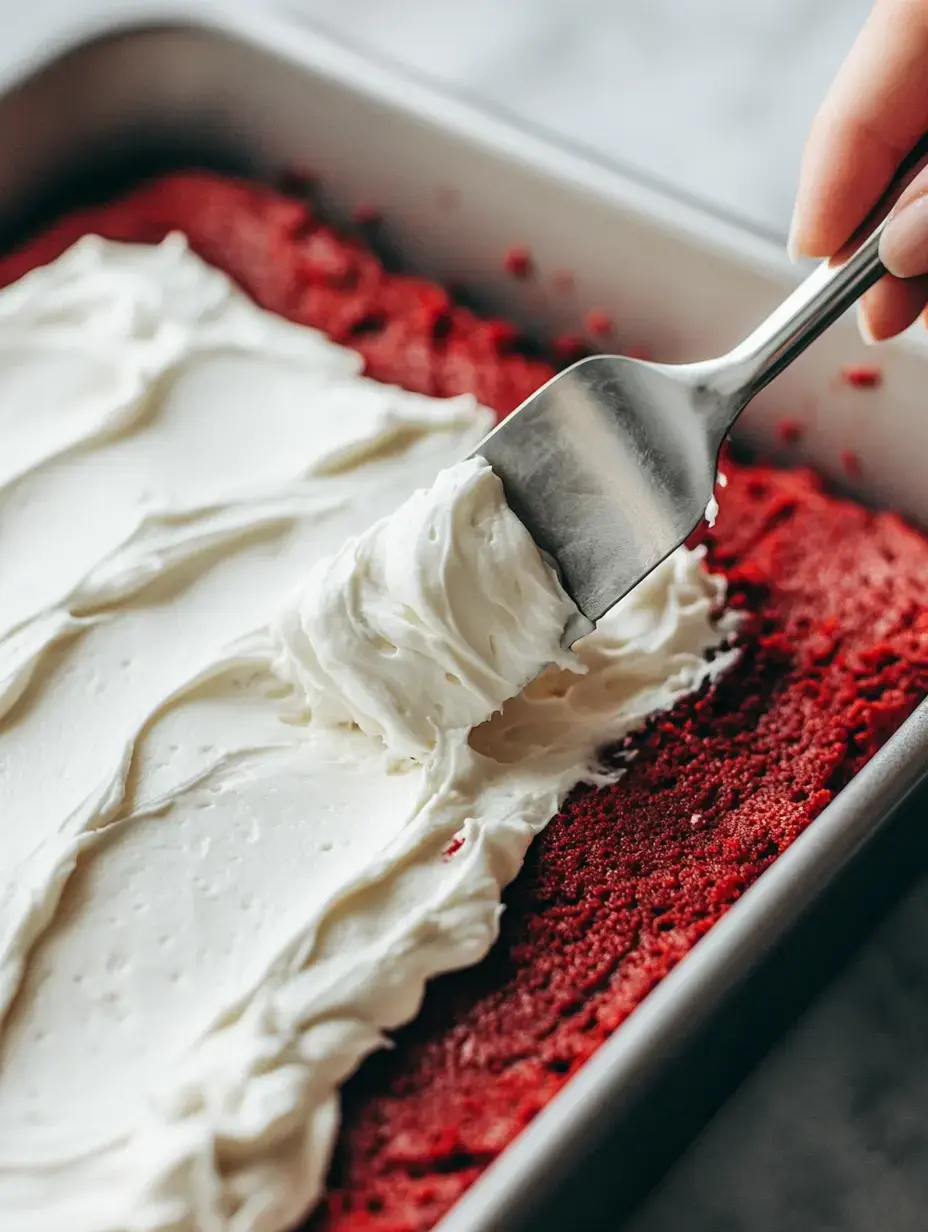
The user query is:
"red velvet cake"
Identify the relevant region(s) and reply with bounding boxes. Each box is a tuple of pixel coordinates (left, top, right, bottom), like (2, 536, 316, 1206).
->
(6, 174, 926, 1232)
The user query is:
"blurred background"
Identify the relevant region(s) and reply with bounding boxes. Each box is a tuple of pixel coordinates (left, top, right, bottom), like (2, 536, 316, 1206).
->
(285, 0, 872, 237)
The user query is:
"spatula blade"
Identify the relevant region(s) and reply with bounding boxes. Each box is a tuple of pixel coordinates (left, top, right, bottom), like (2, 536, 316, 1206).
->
(473, 355, 720, 644)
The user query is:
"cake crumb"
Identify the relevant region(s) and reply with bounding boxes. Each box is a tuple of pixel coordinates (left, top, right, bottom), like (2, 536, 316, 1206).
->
(841, 364, 882, 390)
(840, 448, 863, 478)
(776, 418, 804, 446)
(502, 245, 533, 279)
(482, 319, 520, 352)
(352, 203, 381, 226)
(552, 333, 587, 363)
(585, 308, 613, 337)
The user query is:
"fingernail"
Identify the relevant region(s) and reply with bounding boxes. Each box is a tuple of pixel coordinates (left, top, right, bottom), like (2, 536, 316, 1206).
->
(786, 207, 802, 263)
(856, 301, 878, 346)
(879, 192, 928, 277)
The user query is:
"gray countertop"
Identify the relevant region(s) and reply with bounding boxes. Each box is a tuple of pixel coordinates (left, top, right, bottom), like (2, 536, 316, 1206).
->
(284, 0, 866, 239)
(628, 876, 928, 1232)
(7, 1, 928, 1228)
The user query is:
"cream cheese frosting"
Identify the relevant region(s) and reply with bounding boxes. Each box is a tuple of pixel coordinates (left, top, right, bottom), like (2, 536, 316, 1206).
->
(271, 456, 580, 761)
(0, 235, 737, 1232)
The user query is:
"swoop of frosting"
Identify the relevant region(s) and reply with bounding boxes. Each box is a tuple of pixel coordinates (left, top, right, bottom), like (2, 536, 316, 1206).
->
(272, 456, 579, 761)
(0, 237, 736, 1232)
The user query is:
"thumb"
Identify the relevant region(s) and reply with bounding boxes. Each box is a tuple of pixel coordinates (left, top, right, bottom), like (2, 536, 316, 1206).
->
(880, 163, 928, 277)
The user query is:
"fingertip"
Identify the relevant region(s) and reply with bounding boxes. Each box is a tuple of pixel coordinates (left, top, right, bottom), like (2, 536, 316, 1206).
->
(788, 108, 840, 261)
(789, 118, 876, 261)
(786, 210, 803, 263)
(856, 301, 878, 346)
(787, 198, 833, 262)
(879, 188, 928, 278)
(859, 274, 928, 341)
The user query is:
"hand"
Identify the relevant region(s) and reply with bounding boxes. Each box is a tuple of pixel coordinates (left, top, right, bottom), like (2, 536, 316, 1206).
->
(790, 0, 928, 342)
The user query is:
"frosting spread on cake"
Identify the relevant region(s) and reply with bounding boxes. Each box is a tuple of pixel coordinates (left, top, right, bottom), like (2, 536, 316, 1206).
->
(0, 237, 735, 1231)
(271, 456, 581, 762)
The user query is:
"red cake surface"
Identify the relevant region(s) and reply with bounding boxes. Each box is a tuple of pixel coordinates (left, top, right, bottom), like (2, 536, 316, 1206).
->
(6, 174, 927, 1232)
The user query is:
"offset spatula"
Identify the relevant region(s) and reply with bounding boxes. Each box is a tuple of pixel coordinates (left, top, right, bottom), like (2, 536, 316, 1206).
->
(474, 210, 897, 648)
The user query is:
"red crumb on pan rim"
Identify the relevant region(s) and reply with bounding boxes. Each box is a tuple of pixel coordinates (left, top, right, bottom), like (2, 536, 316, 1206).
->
(776, 418, 804, 446)
(841, 364, 883, 389)
(584, 308, 613, 337)
(502, 245, 533, 279)
(840, 448, 863, 478)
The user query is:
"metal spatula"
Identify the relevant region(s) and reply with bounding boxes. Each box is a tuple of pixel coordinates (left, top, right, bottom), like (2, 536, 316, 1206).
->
(474, 214, 892, 647)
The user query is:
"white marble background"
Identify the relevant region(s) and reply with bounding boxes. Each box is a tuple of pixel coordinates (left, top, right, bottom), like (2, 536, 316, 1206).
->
(282, 4, 928, 1230)
(285, 0, 870, 236)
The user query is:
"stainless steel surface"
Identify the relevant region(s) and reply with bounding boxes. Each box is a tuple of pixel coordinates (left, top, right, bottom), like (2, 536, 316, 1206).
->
(718, 215, 888, 401)
(476, 216, 887, 641)
(475, 354, 714, 644)
(0, 12, 926, 1232)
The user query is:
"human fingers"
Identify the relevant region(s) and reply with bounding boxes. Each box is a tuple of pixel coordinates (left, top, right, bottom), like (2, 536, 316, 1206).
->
(858, 272, 928, 340)
(879, 163, 928, 276)
(790, 0, 928, 260)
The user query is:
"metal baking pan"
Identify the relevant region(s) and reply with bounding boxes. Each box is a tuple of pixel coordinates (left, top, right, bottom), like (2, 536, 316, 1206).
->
(0, 8, 925, 1230)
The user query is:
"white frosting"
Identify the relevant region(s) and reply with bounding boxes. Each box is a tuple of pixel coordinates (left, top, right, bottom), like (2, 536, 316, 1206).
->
(272, 456, 579, 761)
(0, 236, 737, 1232)
(705, 470, 727, 528)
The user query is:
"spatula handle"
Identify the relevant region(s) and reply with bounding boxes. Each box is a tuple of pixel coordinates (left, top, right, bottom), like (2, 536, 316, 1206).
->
(727, 133, 928, 403)
(732, 222, 887, 398)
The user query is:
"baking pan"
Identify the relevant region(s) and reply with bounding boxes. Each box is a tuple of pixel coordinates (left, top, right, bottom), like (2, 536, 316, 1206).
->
(0, 9, 925, 1230)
